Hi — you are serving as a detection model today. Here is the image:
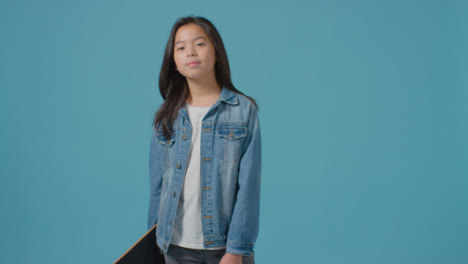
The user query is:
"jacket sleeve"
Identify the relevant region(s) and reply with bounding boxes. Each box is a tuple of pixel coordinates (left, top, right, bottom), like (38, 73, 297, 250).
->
(225, 104, 262, 256)
(147, 123, 163, 230)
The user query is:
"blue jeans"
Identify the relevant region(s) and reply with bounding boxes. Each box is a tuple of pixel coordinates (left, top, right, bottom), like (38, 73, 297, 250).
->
(162, 244, 255, 264)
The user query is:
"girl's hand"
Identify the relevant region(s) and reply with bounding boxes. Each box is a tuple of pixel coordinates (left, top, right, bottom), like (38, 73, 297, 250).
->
(219, 253, 242, 264)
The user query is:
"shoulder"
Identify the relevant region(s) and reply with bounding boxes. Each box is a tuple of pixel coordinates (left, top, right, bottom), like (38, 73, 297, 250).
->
(217, 87, 260, 125)
(232, 92, 258, 113)
(230, 92, 259, 128)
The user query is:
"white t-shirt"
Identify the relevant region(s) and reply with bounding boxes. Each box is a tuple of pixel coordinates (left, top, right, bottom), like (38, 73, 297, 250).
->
(170, 102, 226, 250)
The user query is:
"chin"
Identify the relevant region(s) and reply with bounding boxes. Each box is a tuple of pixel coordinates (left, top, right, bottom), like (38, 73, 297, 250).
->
(183, 72, 207, 81)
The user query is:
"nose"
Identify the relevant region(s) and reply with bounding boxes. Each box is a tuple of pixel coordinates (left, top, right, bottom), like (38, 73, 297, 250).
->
(186, 45, 196, 57)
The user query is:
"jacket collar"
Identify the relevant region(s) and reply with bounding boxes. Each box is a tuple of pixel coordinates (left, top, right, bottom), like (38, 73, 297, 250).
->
(218, 85, 239, 105)
(178, 86, 238, 122)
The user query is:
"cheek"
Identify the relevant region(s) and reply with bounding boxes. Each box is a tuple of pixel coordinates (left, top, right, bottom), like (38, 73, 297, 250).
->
(173, 53, 179, 64)
(209, 50, 218, 64)
(173, 55, 183, 69)
(203, 50, 216, 65)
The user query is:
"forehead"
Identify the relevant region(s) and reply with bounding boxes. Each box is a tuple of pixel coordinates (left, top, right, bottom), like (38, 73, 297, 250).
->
(174, 24, 208, 44)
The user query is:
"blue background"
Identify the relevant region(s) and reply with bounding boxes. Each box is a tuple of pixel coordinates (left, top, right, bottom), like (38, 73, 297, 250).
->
(1, 0, 466, 263)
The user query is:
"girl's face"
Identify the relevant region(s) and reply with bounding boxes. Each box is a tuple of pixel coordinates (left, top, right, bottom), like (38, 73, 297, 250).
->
(173, 23, 217, 81)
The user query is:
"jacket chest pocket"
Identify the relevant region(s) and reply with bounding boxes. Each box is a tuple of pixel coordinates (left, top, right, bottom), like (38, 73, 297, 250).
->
(155, 131, 176, 169)
(216, 124, 247, 162)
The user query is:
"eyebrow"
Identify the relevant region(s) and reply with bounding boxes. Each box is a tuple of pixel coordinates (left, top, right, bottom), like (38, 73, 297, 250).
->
(175, 36, 206, 45)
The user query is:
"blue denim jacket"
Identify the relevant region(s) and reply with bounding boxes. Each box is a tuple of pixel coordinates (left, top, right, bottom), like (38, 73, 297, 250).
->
(147, 86, 261, 256)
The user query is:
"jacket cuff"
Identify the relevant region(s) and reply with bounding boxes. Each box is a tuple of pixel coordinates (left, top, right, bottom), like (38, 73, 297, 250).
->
(225, 240, 255, 256)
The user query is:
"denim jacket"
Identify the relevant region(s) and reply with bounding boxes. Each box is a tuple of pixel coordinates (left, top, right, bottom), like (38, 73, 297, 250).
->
(147, 86, 261, 256)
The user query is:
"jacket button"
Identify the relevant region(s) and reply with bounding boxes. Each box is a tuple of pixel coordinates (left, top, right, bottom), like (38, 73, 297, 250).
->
(172, 192, 176, 197)
(182, 134, 187, 140)
(176, 163, 181, 168)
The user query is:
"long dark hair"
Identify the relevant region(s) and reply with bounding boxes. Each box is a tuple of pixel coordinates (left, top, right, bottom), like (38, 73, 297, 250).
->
(153, 15, 258, 139)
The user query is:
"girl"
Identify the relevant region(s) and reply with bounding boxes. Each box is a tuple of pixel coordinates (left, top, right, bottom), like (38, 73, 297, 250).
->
(147, 16, 262, 264)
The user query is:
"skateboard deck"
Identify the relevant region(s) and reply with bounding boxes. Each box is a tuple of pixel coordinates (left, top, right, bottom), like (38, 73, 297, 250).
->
(114, 224, 165, 264)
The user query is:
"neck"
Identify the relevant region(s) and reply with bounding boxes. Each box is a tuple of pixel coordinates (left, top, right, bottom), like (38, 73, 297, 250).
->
(186, 73, 221, 107)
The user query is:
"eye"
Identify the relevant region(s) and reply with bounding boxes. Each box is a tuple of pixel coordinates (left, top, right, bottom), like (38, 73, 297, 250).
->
(177, 47, 184, 50)
(197, 43, 205, 46)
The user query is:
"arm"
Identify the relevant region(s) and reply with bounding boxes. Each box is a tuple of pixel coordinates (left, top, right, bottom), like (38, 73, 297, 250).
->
(147, 123, 164, 230)
(225, 105, 262, 256)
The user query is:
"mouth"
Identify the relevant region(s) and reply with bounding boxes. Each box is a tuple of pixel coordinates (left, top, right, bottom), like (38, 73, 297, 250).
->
(187, 61, 201, 66)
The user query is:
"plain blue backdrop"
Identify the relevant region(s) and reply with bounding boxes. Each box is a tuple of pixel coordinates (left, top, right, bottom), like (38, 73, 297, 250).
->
(1, 0, 466, 263)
